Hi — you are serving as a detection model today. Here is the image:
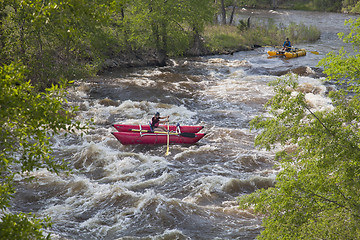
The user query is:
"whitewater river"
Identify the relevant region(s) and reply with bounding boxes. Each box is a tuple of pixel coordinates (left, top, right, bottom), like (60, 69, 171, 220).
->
(12, 10, 357, 240)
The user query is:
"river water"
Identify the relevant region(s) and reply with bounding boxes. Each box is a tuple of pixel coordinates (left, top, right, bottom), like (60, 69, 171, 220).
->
(12, 10, 357, 240)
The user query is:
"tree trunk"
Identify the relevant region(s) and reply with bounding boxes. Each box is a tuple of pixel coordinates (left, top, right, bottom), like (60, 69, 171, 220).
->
(213, 0, 219, 24)
(150, 22, 167, 67)
(158, 22, 167, 67)
(190, 27, 207, 55)
(120, 8, 131, 50)
(229, 4, 236, 25)
(272, 0, 278, 9)
(149, 1, 167, 67)
(221, 0, 226, 25)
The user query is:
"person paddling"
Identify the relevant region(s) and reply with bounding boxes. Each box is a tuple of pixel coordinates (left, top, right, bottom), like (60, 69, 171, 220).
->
(150, 112, 169, 132)
(282, 37, 292, 52)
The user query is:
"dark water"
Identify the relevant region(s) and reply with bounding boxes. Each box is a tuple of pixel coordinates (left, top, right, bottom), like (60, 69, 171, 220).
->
(12, 10, 357, 240)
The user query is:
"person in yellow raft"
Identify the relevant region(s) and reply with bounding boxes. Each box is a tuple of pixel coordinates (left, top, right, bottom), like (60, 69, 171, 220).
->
(150, 112, 169, 132)
(282, 37, 292, 52)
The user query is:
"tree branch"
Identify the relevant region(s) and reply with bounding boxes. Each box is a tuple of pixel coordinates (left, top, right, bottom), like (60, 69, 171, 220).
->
(302, 103, 360, 152)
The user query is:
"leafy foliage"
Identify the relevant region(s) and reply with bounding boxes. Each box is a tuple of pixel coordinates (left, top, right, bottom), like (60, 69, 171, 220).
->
(239, 18, 360, 239)
(312, 0, 342, 11)
(0, 213, 51, 240)
(0, 62, 86, 238)
(342, 0, 360, 13)
(319, 18, 360, 87)
(0, 0, 216, 81)
(125, 0, 215, 56)
(0, 0, 115, 86)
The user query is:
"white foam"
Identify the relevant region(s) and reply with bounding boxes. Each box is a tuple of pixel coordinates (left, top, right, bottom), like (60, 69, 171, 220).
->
(206, 58, 251, 68)
(182, 175, 229, 204)
(174, 145, 217, 161)
(297, 76, 334, 111)
(305, 92, 334, 111)
(102, 153, 172, 187)
(201, 75, 275, 104)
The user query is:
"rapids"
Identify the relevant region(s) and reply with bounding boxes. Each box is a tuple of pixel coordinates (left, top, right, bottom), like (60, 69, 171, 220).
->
(12, 10, 357, 240)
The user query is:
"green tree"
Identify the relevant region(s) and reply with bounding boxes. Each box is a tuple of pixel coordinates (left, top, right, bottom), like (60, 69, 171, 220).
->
(123, 0, 214, 65)
(342, 0, 360, 13)
(0, 0, 115, 86)
(0, 62, 85, 239)
(0, 213, 52, 240)
(1, 0, 216, 76)
(312, 0, 342, 11)
(237, 0, 273, 8)
(239, 18, 360, 239)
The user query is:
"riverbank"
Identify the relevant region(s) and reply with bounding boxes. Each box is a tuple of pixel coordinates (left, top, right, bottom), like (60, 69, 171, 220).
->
(237, 1, 355, 13)
(101, 45, 253, 71)
(101, 20, 321, 72)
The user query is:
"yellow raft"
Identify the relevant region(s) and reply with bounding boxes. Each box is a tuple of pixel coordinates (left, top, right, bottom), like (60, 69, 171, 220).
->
(268, 48, 306, 58)
(267, 50, 284, 57)
(285, 49, 306, 58)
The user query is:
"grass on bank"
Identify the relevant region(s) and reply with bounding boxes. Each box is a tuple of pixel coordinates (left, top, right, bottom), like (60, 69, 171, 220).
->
(203, 20, 321, 53)
(203, 25, 248, 52)
(245, 0, 344, 12)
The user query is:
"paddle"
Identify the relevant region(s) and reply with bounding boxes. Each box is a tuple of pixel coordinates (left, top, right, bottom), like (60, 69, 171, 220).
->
(165, 121, 170, 156)
(265, 45, 320, 55)
(178, 132, 196, 138)
(263, 45, 281, 48)
(128, 129, 197, 138)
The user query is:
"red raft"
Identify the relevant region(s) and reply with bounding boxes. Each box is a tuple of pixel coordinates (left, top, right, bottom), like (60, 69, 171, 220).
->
(112, 131, 206, 145)
(113, 124, 204, 133)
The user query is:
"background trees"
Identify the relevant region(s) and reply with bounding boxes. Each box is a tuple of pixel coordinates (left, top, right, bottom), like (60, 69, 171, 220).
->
(124, 0, 215, 65)
(0, 0, 115, 86)
(239, 18, 360, 239)
(0, 0, 215, 85)
(0, 0, 356, 86)
(342, 0, 360, 13)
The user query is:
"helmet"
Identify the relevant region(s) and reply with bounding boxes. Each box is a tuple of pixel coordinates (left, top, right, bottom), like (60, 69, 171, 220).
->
(155, 112, 160, 116)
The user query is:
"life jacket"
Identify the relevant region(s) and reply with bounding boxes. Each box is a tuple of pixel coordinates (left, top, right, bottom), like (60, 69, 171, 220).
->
(150, 117, 160, 129)
(283, 40, 291, 48)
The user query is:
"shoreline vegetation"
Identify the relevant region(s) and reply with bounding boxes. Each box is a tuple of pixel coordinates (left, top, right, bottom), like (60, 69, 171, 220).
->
(0, 1, 353, 88)
(101, 0, 357, 72)
(103, 19, 321, 70)
(227, 0, 360, 13)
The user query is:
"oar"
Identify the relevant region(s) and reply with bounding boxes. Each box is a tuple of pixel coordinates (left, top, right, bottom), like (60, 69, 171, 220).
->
(310, 51, 319, 55)
(262, 45, 281, 48)
(267, 47, 319, 55)
(128, 129, 196, 138)
(165, 121, 170, 156)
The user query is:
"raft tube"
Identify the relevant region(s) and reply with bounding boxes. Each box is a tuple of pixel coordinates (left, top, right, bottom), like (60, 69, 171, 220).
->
(112, 131, 206, 145)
